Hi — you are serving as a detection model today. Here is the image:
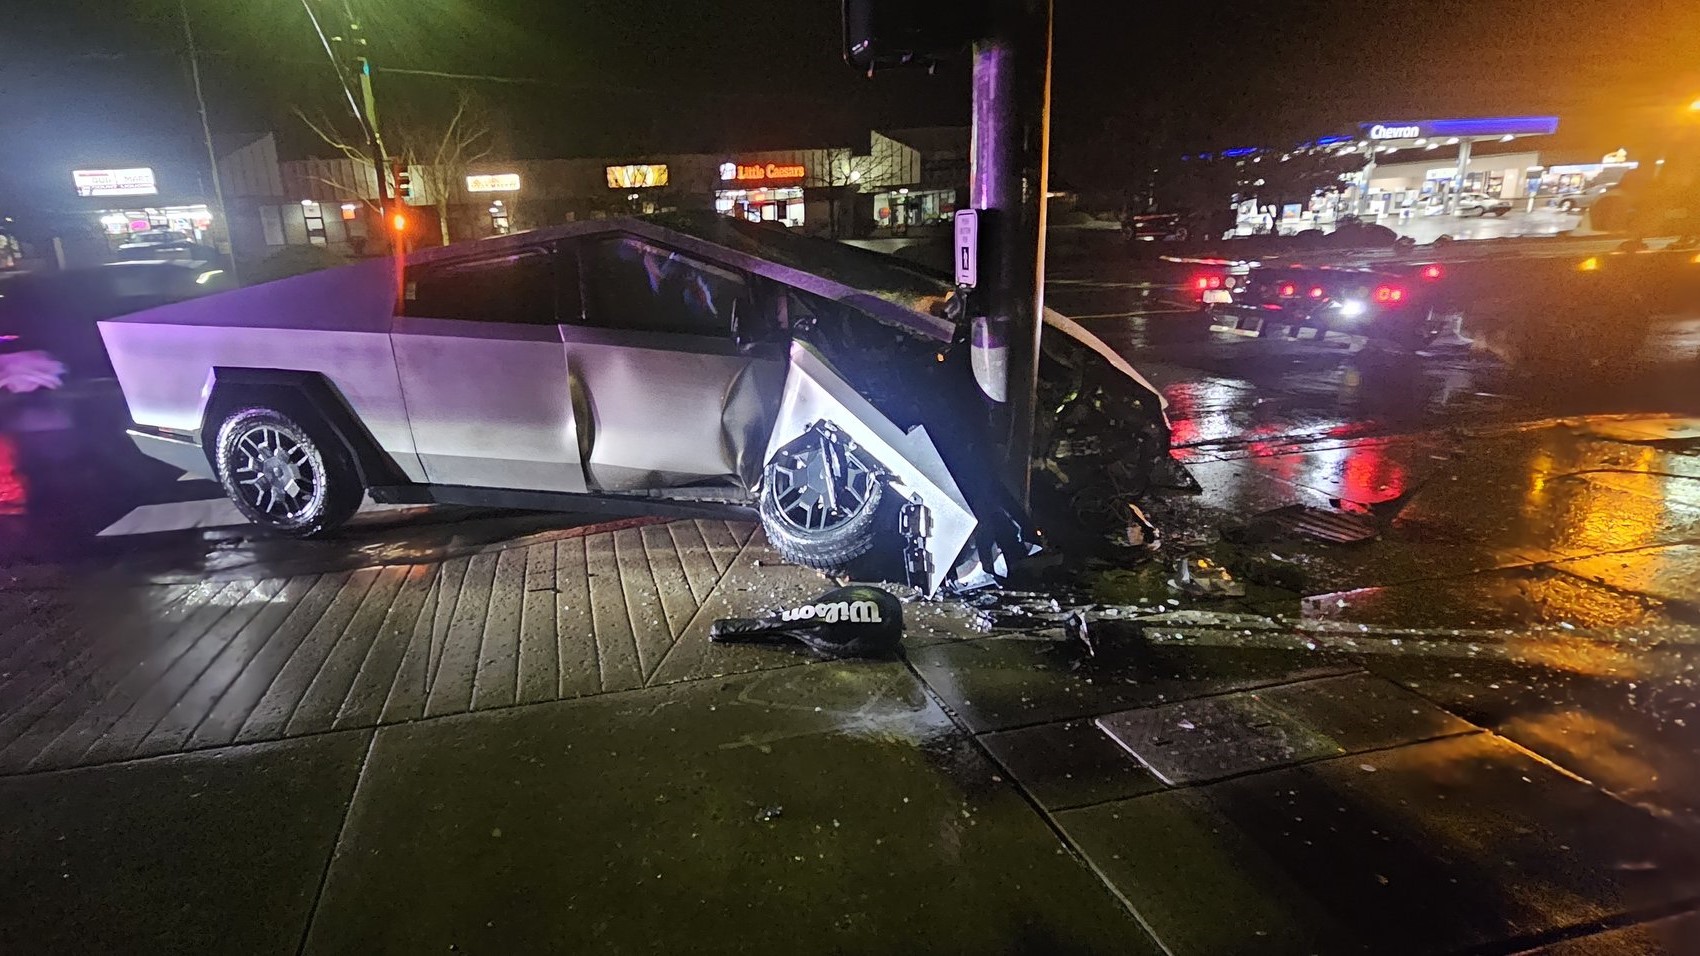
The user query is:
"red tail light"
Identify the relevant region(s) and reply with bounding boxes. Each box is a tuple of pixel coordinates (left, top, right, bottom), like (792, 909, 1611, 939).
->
(1277, 282, 1297, 298)
(1374, 285, 1406, 304)
(1420, 264, 1444, 280)
(1308, 286, 1325, 299)
(1194, 277, 1210, 291)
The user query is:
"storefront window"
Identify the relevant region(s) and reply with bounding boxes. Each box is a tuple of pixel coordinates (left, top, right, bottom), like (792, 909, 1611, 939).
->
(301, 201, 327, 246)
(714, 188, 803, 227)
(260, 206, 285, 246)
(86, 204, 216, 251)
(872, 188, 955, 228)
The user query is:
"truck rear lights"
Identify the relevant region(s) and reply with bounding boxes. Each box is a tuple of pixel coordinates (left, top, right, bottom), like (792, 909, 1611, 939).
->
(1373, 285, 1405, 304)
(1277, 282, 1297, 298)
(1420, 264, 1444, 280)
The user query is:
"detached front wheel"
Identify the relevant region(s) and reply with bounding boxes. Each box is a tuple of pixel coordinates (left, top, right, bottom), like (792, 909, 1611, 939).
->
(759, 423, 884, 572)
(214, 405, 362, 537)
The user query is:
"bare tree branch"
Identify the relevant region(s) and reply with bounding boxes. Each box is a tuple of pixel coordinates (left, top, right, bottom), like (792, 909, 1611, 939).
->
(390, 90, 496, 244)
(307, 176, 380, 213)
(292, 108, 373, 167)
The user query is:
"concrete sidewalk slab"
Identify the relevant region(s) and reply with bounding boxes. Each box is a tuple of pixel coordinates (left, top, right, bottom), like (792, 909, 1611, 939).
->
(908, 633, 1356, 733)
(1529, 910, 1700, 953)
(1360, 644, 1700, 832)
(0, 730, 368, 956)
(1094, 672, 1474, 785)
(978, 718, 1164, 811)
(1058, 734, 1700, 956)
(302, 662, 1157, 955)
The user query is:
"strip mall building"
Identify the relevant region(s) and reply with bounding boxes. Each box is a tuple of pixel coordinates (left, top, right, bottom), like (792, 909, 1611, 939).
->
(212, 127, 967, 266)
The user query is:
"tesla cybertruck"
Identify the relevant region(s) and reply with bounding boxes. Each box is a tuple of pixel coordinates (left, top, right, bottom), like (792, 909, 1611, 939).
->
(99, 213, 1182, 593)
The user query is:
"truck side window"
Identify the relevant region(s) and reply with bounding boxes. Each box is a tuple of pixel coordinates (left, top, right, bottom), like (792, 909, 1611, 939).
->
(403, 247, 557, 325)
(578, 236, 748, 338)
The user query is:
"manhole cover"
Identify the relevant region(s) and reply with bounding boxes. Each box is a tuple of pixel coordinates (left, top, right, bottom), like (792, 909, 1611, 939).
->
(1096, 694, 1343, 785)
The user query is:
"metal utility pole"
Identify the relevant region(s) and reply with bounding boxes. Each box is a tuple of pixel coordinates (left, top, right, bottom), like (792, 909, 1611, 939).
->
(969, 0, 1052, 506)
(179, 1, 238, 283)
(298, 0, 390, 221)
(1449, 138, 1473, 215)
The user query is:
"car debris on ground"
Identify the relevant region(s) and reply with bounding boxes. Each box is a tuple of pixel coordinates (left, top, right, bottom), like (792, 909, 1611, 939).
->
(1171, 555, 1246, 598)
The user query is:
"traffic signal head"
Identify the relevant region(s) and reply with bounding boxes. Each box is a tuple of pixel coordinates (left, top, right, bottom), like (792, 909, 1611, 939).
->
(396, 168, 413, 200)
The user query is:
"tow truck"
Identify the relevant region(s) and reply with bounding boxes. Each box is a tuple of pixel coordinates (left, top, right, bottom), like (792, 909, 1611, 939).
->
(1172, 255, 1462, 349)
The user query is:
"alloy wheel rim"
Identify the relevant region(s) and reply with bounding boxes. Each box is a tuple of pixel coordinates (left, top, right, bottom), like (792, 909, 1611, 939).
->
(771, 436, 875, 533)
(232, 425, 320, 520)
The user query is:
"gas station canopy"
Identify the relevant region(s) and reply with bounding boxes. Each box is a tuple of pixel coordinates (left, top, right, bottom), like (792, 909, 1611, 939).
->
(1357, 115, 1560, 148)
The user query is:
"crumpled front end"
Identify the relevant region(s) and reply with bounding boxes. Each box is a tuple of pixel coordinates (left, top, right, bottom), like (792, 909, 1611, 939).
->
(762, 341, 979, 595)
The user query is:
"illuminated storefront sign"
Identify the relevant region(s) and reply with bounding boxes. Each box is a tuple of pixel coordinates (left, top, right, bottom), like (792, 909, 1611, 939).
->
(73, 167, 158, 197)
(719, 161, 807, 184)
(465, 173, 521, 193)
(606, 164, 669, 189)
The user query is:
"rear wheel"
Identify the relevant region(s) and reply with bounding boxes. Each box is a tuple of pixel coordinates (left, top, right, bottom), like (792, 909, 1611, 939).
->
(759, 423, 884, 572)
(213, 405, 362, 537)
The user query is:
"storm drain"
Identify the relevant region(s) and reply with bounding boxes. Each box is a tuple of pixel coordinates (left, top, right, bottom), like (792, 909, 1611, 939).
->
(1256, 504, 1380, 544)
(1095, 694, 1343, 786)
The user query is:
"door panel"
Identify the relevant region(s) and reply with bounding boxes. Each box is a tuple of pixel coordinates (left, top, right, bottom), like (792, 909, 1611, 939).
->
(560, 325, 783, 492)
(392, 316, 586, 492)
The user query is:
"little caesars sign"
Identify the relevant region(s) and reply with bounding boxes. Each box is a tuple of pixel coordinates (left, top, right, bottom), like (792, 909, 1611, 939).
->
(1368, 124, 1423, 141)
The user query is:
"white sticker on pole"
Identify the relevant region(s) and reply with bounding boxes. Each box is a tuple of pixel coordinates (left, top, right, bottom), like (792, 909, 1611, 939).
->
(954, 208, 979, 288)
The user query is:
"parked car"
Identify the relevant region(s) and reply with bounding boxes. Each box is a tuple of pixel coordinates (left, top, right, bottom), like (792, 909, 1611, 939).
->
(1554, 184, 1615, 214)
(99, 213, 1181, 592)
(1456, 193, 1513, 217)
(114, 230, 221, 262)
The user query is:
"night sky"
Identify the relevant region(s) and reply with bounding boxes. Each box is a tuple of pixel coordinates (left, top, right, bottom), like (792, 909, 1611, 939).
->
(2, 0, 1698, 199)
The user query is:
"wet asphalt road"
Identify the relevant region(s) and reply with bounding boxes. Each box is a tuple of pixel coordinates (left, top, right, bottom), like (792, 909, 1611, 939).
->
(1047, 246, 1700, 448)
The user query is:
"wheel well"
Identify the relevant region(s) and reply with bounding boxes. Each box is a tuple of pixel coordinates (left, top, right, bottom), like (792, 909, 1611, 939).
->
(202, 369, 409, 487)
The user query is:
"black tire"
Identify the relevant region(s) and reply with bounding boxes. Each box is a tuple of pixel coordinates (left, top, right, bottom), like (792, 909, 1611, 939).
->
(213, 405, 362, 537)
(1559, 199, 1577, 213)
(1493, 208, 1509, 217)
(759, 426, 885, 572)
